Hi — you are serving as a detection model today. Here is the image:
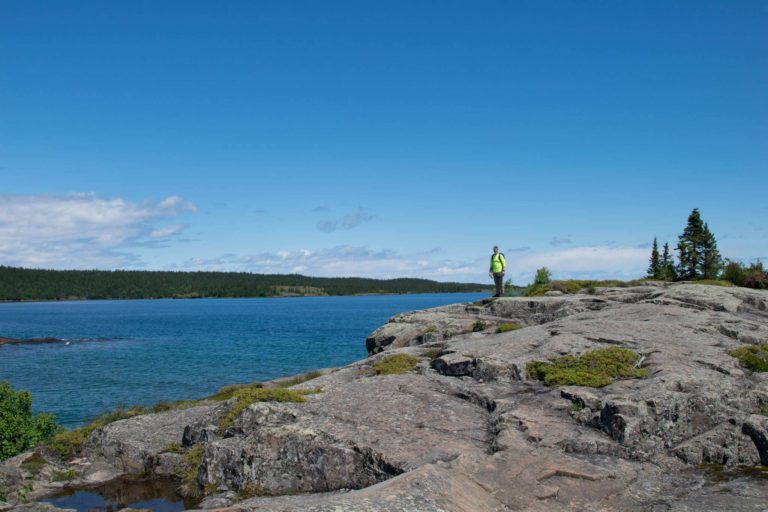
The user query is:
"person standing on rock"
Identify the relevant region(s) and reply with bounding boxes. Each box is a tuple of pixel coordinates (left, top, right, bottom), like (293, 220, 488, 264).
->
(489, 246, 506, 297)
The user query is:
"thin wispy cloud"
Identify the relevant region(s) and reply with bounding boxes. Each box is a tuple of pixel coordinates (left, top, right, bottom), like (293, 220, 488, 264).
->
(549, 236, 572, 247)
(316, 220, 338, 233)
(506, 246, 531, 253)
(0, 193, 196, 268)
(341, 208, 375, 229)
(149, 224, 186, 238)
(316, 207, 375, 233)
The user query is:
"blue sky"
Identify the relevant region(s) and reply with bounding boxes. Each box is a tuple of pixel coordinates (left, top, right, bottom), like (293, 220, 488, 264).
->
(1, 1, 766, 284)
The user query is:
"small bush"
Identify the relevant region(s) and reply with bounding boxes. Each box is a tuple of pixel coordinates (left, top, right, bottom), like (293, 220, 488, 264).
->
(472, 320, 487, 332)
(523, 267, 552, 297)
(526, 347, 647, 388)
(496, 322, 521, 333)
(372, 354, 419, 376)
(722, 260, 768, 289)
(0, 381, 59, 461)
(729, 344, 768, 372)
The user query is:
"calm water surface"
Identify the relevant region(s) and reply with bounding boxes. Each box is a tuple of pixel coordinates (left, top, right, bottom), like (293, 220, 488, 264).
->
(0, 293, 485, 427)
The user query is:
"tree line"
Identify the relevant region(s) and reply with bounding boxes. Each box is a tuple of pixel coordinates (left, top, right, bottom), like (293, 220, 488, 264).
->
(0, 267, 487, 301)
(647, 208, 767, 289)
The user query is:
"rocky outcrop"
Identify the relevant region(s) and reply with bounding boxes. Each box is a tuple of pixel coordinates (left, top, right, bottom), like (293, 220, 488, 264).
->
(0, 337, 63, 346)
(2, 282, 768, 511)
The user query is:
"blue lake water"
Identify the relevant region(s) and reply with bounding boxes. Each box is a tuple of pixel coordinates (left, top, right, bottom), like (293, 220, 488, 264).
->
(0, 293, 485, 428)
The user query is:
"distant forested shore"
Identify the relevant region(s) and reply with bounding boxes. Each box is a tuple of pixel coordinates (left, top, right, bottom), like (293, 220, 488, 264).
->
(0, 266, 489, 301)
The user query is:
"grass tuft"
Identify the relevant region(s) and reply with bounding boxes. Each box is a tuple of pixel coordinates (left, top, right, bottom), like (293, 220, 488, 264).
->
(45, 405, 150, 460)
(372, 354, 419, 375)
(526, 347, 647, 388)
(163, 442, 184, 454)
(51, 468, 78, 482)
(729, 344, 768, 372)
(218, 387, 321, 431)
(496, 322, 521, 333)
(472, 320, 487, 332)
(239, 481, 265, 499)
(180, 445, 204, 497)
(693, 279, 733, 287)
(273, 370, 324, 388)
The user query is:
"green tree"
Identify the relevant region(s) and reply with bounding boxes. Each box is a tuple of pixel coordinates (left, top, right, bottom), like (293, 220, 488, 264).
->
(676, 208, 721, 280)
(661, 242, 676, 281)
(0, 381, 59, 461)
(701, 223, 723, 279)
(524, 267, 552, 297)
(647, 237, 661, 279)
(533, 267, 551, 286)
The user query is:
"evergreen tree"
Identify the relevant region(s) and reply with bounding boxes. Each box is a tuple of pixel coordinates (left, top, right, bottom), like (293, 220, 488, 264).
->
(676, 208, 721, 280)
(701, 223, 723, 279)
(647, 237, 661, 279)
(661, 242, 676, 281)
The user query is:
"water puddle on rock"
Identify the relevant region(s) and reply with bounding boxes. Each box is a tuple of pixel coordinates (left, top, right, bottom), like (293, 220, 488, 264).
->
(41, 476, 197, 512)
(700, 464, 768, 483)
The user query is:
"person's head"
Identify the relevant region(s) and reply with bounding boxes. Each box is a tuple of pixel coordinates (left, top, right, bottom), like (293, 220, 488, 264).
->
(493, 246, 499, 253)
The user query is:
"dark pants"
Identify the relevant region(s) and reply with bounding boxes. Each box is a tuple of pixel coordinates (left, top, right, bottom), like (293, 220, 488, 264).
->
(493, 272, 505, 296)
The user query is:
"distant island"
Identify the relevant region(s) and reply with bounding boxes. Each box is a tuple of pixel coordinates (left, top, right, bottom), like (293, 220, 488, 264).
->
(0, 265, 492, 301)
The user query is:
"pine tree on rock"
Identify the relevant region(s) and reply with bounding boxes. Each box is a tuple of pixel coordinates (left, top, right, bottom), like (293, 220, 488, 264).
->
(676, 208, 721, 280)
(661, 242, 676, 281)
(647, 237, 661, 279)
(701, 223, 723, 279)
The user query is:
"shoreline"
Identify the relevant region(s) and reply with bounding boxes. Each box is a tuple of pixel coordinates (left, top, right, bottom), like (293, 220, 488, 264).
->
(0, 290, 491, 305)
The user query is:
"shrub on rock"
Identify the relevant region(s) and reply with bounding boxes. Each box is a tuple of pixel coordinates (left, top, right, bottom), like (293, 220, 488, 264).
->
(729, 344, 768, 372)
(0, 381, 58, 461)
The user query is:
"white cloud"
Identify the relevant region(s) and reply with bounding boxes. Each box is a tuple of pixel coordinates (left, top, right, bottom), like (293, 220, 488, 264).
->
(185, 245, 483, 281)
(0, 193, 196, 268)
(149, 224, 186, 238)
(507, 245, 650, 283)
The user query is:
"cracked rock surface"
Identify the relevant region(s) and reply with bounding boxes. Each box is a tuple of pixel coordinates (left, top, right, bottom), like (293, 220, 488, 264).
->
(2, 282, 768, 511)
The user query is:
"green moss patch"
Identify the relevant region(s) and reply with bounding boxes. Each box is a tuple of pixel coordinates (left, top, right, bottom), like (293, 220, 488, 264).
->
(218, 387, 322, 431)
(526, 347, 647, 388)
(372, 354, 419, 375)
(729, 344, 768, 372)
(496, 322, 521, 333)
